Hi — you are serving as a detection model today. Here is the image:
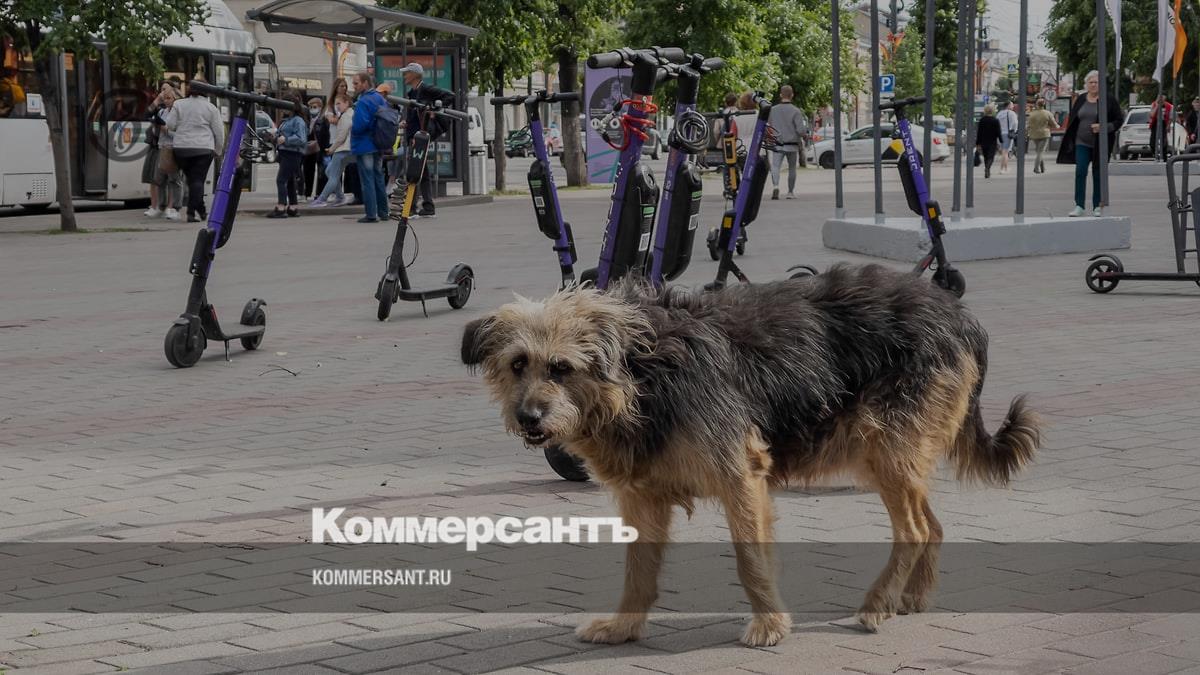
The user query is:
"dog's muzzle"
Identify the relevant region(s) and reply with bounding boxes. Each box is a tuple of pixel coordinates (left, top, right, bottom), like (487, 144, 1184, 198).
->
(516, 407, 549, 445)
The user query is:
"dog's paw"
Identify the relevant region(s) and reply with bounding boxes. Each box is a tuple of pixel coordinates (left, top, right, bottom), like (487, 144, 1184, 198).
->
(576, 616, 643, 644)
(899, 591, 930, 615)
(854, 608, 894, 633)
(741, 612, 791, 647)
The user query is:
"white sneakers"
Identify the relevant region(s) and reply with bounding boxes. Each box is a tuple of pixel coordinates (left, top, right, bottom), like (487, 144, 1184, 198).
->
(143, 207, 162, 218)
(1068, 206, 1085, 217)
(164, 208, 180, 221)
(1093, 207, 1103, 217)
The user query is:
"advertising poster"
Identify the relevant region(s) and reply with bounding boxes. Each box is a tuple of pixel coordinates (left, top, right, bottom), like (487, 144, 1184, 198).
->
(376, 53, 456, 178)
(584, 66, 632, 183)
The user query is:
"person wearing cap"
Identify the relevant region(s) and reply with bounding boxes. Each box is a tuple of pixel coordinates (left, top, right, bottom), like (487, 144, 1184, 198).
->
(397, 62, 455, 218)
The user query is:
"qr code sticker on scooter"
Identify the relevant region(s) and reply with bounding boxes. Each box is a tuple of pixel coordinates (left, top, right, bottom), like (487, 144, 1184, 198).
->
(534, 196, 545, 208)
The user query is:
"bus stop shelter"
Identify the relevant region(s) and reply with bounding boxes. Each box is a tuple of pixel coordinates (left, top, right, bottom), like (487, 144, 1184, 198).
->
(246, 0, 479, 186)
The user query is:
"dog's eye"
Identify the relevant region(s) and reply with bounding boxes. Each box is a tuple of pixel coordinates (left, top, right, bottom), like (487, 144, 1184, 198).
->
(510, 357, 527, 374)
(548, 361, 572, 379)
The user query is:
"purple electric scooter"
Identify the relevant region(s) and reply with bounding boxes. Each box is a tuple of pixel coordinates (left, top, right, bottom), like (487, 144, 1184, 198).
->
(490, 90, 580, 289)
(164, 82, 299, 368)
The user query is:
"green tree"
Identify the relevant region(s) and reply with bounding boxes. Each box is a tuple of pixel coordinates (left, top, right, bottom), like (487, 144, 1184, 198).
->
(381, 0, 549, 190)
(767, 0, 865, 115)
(623, 0, 782, 111)
(546, 0, 630, 186)
(908, 0, 977, 70)
(0, 0, 209, 231)
(889, 30, 956, 117)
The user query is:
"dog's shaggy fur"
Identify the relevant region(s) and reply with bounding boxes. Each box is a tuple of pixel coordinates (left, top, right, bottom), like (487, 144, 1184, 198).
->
(462, 264, 1040, 646)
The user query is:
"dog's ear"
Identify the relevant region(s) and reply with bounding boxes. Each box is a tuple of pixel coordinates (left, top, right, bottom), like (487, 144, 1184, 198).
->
(461, 316, 495, 367)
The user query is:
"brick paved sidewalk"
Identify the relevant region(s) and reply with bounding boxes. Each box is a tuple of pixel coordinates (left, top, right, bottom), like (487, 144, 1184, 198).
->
(1, 161, 1199, 674)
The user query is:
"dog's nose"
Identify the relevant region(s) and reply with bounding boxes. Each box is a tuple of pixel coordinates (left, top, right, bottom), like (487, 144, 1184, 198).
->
(516, 407, 543, 430)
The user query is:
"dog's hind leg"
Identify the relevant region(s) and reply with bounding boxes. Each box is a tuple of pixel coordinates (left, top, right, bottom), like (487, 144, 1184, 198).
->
(856, 460, 932, 633)
(721, 433, 791, 647)
(576, 492, 673, 644)
(900, 497, 943, 614)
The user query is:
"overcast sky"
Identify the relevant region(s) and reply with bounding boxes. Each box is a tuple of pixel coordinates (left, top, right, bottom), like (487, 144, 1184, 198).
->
(982, 0, 1056, 54)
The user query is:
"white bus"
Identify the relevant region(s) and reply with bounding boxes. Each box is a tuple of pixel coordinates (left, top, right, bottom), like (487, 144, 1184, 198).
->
(0, 0, 255, 210)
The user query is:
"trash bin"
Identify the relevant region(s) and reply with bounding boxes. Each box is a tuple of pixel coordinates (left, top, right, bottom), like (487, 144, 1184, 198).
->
(466, 150, 487, 195)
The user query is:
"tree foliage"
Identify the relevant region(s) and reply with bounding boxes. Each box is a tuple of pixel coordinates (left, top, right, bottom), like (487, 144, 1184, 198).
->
(889, 30, 956, 117)
(1044, 0, 1200, 104)
(1, 0, 210, 231)
(765, 0, 864, 114)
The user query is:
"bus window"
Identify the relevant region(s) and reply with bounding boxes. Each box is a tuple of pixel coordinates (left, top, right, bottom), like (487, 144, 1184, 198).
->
(1, 36, 41, 118)
(109, 72, 154, 122)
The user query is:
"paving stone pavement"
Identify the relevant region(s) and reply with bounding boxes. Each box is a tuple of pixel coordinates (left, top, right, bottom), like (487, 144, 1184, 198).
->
(2, 159, 1200, 673)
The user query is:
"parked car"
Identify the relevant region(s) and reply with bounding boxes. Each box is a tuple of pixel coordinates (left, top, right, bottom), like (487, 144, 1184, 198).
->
(254, 110, 277, 163)
(466, 106, 486, 155)
(807, 123, 949, 169)
(1118, 105, 1189, 160)
(504, 128, 533, 157)
(544, 124, 563, 155)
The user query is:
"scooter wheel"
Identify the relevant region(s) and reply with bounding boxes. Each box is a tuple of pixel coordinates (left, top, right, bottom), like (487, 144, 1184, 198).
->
(448, 268, 473, 309)
(1085, 258, 1120, 294)
(240, 304, 266, 351)
(787, 265, 819, 279)
(164, 324, 204, 368)
(736, 240, 746, 256)
(377, 280, 395, 321)
(936, 267, 964, 296)
(579, 267, 599, 286)
(544, 445, 589, 482)
(706, 228, 719, 261)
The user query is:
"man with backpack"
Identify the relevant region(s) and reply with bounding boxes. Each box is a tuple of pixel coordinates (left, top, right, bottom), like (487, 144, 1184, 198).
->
(350, 70, 394, 223)
(397, 63, 456, 218)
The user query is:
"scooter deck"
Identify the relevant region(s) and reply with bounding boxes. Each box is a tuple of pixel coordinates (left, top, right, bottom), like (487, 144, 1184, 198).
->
(398, 283, 458, 301)
(207, 324, 265, 341)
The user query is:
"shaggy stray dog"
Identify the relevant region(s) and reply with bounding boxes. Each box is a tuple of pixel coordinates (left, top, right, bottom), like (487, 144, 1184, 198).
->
(461, 264, 1040, 647)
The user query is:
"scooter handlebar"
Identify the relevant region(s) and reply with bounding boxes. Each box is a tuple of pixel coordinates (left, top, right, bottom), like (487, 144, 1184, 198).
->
(490, 91, 579, 107)
(187, 81, 299, 112)
(700, 57, 725, 72)
(489, 95, 526, 106)
(386, 95, 469, 120)
(587, 50, 626, 68)
(587, 46, 689, 68)
(879, 96, 927, 111)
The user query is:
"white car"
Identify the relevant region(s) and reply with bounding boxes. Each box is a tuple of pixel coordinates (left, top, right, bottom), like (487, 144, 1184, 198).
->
(808, 123, 949, 169)
(1118, 105, 1189, 160)
(467, 106, 486, 154)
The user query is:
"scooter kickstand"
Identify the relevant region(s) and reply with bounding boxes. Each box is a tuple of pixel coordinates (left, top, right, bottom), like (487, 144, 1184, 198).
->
(420, 299, 428, 318)
(224, 340, 231, 362)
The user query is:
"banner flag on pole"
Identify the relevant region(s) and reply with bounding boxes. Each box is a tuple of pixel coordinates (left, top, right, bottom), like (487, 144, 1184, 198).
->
(1173, 0, 1188, 77)
(1105, 0, 1122, 68)
(1156, 0, 1176, 83)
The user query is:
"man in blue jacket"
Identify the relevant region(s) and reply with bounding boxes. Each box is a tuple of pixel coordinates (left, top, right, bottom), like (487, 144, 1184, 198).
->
(350, 70, 389, 223)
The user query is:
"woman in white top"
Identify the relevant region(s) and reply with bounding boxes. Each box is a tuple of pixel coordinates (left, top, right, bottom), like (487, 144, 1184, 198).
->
(310, 93, 355, 207)
(165, 76, 225, 222)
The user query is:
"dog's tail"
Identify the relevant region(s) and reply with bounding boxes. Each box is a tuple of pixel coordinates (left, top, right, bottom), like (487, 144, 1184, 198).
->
(950, 393, 1040, 487)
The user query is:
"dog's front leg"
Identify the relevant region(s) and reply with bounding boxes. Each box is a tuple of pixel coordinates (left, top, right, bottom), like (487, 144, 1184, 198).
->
(576, 492, 673, 644)
(722, 472, 792, 646)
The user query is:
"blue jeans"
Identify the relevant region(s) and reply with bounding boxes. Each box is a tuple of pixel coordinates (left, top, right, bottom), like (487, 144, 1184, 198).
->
(315, 151, 351, 203)
(1074, 144, 1102, 209)
(355, 152, 389, 219)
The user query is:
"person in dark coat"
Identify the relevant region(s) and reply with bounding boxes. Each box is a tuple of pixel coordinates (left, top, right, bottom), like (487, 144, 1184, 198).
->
(1055, 70, 1123, 216)
(974, 105, 1003, 179)
(397, 62, 455, 218)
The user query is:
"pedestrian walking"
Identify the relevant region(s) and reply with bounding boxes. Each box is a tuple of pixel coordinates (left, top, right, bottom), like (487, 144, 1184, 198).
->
(1026, 99, 1057, 174)
(310, 93, 355, 207)
(767, 85, 807, 200)
(267, 93, 308, 218)
(975, 104, 1002, 179)
(1186, 98, 1200, 145)
(350, 70, 390, 223)
(998, 102, 1018, 173)
(1055, 70, 1123, 217)
(165, 76, 224, 223)
(141, 83, 172, 218)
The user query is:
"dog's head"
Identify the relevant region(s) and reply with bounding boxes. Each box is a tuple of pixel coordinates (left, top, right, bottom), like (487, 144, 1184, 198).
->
(461, 287, 652, 447)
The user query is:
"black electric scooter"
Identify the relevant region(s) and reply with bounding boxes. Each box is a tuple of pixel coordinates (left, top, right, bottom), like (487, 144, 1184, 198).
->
(491, 90, 580, 289)
(374, 95, 474, 320)
(163, 82, 298, 368)
(704, 108, 757, 260)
